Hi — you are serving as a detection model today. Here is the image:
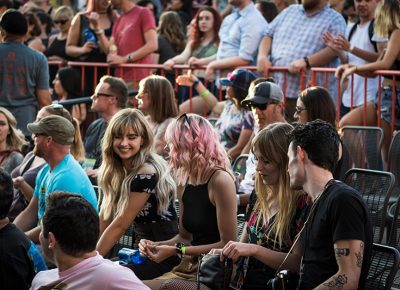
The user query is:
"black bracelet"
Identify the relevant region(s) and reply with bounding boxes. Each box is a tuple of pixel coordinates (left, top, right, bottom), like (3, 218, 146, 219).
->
(303, 56, 311, 69)
(176, 242, 185, 258)
(193, 79, 200, 88)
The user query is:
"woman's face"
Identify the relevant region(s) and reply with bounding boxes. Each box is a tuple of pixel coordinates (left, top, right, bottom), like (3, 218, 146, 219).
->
(197, 11, 214, 33)
(0, 113, 10, 145)
(112, 127, 143, 168)
(169, 0, 183, 11)
(136, 84, 151, 113)
(226, 86, 241, 108)
(95, 0, 110, 13)
(52, 74, 65, 99)
(53, 14, 72, 33)
(254, 146, 280, 186)
(294, 98, 308, 124)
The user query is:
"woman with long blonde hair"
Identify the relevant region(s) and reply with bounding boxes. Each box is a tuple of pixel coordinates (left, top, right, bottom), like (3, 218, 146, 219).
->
(96, 108, 179, 279)
(215, 123, 310, 290)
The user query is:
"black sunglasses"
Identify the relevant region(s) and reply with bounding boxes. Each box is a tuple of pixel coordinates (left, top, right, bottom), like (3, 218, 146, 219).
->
(54, 19, 68, 25)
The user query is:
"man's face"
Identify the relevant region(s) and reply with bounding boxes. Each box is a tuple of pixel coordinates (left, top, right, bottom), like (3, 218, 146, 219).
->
(32, 134, 47, 158)
(355, 0, 378, 18)
(287, 142, 305, 190)
(302, 0, 322, 11)
(91, 82, 113, 112)
(228, 0, 244, 8)
(250, 102, 283, 129)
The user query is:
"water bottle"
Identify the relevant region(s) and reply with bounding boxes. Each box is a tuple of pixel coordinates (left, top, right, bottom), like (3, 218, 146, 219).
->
(84, 28, 98, 46)
(118, 248, 147, 265)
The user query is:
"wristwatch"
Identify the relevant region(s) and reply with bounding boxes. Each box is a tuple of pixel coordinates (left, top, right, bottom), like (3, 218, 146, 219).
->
(127, 54, 133, 63)
(303, 56, 311, 69)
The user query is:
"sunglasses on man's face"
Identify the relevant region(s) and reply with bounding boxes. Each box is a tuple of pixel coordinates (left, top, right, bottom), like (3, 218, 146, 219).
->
(54, 19, 68, 25)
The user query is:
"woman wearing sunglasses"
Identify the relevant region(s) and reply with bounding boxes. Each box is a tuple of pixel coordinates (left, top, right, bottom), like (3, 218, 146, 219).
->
(140, 113, 237, 290)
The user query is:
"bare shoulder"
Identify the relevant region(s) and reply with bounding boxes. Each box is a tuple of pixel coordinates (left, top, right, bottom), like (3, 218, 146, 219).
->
(209, 170, 235, 199)
(136, 163, 157, 175)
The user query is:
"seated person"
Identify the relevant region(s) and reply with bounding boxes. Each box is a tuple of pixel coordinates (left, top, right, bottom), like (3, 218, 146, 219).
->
(30, 191, 150, 290)
(0, 169, 45, 290)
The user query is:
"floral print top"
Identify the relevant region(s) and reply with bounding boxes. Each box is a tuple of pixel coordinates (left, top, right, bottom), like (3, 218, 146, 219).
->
(130, 173, 177, 224)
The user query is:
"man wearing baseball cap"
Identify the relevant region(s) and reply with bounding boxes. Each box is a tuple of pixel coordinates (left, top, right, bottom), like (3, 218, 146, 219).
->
(14, 115, 98, 243)
(236, 80, 287, 207)
(0, 9, 51, 136)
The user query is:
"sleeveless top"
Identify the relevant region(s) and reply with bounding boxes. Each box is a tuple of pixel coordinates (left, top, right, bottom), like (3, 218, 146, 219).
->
(78, 14, 112, 62)
(182, 171, 220, 246)
(46, 38, 69, 60)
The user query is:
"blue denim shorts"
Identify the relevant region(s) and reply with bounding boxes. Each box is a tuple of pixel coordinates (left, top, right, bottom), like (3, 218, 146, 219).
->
(376, 86, 400, 130)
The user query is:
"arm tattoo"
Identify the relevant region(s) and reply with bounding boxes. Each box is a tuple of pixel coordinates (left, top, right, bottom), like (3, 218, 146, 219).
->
(334, 248, 350, 257)
(323, 274, 348, 290)
(355, 242, 364, 267)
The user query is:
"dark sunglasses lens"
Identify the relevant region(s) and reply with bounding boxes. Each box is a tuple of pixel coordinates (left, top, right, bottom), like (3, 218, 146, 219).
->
(55, 20, 67, 24)
(250, 103, 267, 111)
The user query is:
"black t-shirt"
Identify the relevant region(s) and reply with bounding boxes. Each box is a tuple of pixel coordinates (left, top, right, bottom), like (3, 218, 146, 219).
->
(0, 224, 35, 290)
(298, 182, 372, 290)
(84, 118, 107, 169)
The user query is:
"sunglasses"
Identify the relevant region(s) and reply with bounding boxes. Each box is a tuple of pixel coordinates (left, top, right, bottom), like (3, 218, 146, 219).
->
(92, 92, 114, 99)
(295, 106, 307, 114)
(54, 19, 69, 25)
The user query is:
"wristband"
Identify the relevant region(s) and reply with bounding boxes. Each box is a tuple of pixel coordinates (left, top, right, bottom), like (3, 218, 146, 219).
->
(95, 29, 104, 36)
(200, 90, 210, 98)
(181, 244, 186, 255)
(349, 45, 354, 52)
(193, 79, 200, 88)
(303, 56, 311, 69)
(176, 242, 186, 258)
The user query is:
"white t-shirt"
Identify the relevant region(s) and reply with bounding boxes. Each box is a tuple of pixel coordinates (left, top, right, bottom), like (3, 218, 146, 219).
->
(342, 20, 379, 107)
(30, 253, 150, 290)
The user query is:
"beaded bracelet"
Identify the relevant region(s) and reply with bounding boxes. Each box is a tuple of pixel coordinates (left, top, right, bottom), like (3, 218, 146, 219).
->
(200, 90, 210, 98)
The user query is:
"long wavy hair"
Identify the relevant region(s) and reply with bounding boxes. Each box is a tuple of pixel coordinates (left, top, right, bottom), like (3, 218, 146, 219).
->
(191, 7, 221, 51)
(139, 75, 179, 123)
(42, 104, 85, 162)
(157, 11, 186, 53)
(251, 122, 299, 248)
(374, 0, 400, 38)
(98, 108, 176, 220)
(165, 114, 233, 185)
(0, 107, 27, 151)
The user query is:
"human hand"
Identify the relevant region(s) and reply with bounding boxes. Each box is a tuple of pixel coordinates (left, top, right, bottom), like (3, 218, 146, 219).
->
(335, 63, 352, 79)
(221, 241, 256, 262)
(146, 245, 176, 263)
(257, 57, 272, 76)
(107, 54, 127, 65)
(86, 169, 98, 178)
(205, 63, 215, 81)
(13, 176, 25, 188)
(188, 57, 201, 67)
(139, 239, 156, 257)
(82, 41, 97, 54)
(288, 58, 307, 74)
(323, 31, 341, 53)
(333, 34, 351, 51)
(163, 59, 175, 70)
(87, 12, 100, 29)
(341, 66, 357, 80)
(176, 70, 199, 86)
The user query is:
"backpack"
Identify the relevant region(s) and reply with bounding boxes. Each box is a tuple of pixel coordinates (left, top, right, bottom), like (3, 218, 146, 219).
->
(348, 19, 378, 52)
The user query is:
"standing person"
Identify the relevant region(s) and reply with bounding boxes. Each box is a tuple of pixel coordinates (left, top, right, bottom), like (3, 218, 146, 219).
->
(66, 0, 115, 96)
(0, 9, 51, 137)
(13, 115, 98, 243)
(136, 75, 179, 157)
(140, 114, 237, 290)
(205, 0, 267, 81)
(30, 192, 150, 290)
(257, 0, 346, 120)
(323, 0, 380, 117)
(0, 169, 43, 290)
(96, 109, 179, 279)
(106, 0, 158, 87)
(0, 107, 26, 173)
(84, 75, 128, 182)
(336, 0, 400, 165)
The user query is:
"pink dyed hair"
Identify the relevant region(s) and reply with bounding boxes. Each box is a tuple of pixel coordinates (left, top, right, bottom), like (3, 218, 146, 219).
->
(165, 114, 233, 185)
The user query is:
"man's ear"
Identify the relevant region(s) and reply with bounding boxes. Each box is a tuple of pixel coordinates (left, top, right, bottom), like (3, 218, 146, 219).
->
(297, 145, 306, 161)
(48, 232, 57, 249)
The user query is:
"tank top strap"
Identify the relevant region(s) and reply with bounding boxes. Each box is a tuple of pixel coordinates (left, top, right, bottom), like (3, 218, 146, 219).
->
(206, 168, 226, 184)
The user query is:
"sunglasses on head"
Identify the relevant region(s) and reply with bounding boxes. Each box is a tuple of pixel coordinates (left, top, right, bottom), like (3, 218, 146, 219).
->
(54, 19, 68, 25)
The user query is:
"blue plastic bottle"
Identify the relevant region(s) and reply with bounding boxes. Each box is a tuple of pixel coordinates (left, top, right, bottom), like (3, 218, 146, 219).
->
(118, 248, 147, 265)
(83, 28, 98, 45)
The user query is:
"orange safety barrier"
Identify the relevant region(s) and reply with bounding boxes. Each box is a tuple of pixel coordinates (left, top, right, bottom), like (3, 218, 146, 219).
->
(48, 61, 400, 130)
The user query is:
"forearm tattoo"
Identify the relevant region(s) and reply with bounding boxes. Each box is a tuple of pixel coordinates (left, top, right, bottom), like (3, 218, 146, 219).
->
(334, 248, 350, 257)
(323, 274, 348, 289)
(355, 242, 364, 267)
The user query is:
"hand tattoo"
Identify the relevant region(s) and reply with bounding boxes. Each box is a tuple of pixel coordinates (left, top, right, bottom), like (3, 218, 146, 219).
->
(356, 242, 364, 267)
(323, 274, 348, 289)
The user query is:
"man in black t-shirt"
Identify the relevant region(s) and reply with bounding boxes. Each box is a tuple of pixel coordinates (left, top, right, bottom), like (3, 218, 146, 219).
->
(286, 120, 372, 290)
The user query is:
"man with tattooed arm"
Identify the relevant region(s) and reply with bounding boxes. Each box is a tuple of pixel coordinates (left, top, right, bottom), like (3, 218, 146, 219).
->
(285, 120, 372, 289)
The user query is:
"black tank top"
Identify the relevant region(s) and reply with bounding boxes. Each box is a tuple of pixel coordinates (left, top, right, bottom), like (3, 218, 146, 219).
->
(45, 38, 68, 59)
(182, 171, 220, 246)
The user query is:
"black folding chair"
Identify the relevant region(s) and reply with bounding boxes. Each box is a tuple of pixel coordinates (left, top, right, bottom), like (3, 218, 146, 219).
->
(344, 168, 395, 244)
(341, 126, 384, 170)
(365, 243, 400, 290)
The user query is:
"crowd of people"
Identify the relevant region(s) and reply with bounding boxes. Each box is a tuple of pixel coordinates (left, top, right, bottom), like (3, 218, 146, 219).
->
(0, 0, 399, 288)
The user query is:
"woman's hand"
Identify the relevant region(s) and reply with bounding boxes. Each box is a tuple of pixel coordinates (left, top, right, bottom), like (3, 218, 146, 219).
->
(87, 12, 100, 30)
(163, 59, 175, 70)
(221, 241, 256, 262)
(139, 239, 156, 257)
(335, 63, 352, 79)
(13, 176, 25, 189)
(82, 41, 97, 54)
(146, 244, 176, 263)
(188, 57, 202, 67)
(176, 71, 199, 87)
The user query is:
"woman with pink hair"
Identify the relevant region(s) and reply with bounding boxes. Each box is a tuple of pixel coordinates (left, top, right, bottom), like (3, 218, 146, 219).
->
(140, 113, 237, 289)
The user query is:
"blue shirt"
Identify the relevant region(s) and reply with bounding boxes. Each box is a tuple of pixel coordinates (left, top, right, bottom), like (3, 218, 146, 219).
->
(265, 4, 346, 99)
(34, 154, 98, 221)
(217, 2, 268, 64)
